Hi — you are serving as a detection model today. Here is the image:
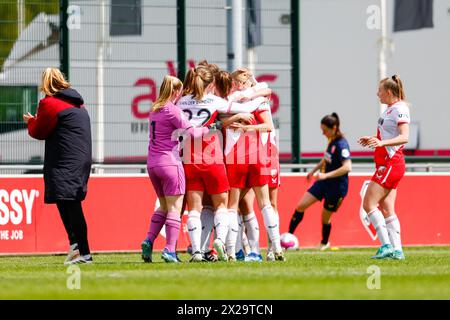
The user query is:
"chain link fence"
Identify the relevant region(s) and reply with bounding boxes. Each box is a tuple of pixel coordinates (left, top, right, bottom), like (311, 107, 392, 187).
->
(0, 0, 293, 165)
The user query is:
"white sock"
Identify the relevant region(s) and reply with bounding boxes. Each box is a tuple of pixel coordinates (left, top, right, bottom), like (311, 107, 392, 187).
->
(243, 212, 260, 254)
(235, 214, 244, 253)
(70, 243, 78, 251)
(214, 208, 229, 244)
(368, 208, 391, 246)
(385, 214, 402, 251)
(187, 210, 202, 253)
(226, 209, 239, 257)
(200, 206, 215, 252)
(262, 205, 282, 252)
(267, 211, 279, 252)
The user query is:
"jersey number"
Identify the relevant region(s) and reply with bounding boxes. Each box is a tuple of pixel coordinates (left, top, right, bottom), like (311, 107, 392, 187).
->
(150, 120, 156, 144)
(182, 108, 211, 126)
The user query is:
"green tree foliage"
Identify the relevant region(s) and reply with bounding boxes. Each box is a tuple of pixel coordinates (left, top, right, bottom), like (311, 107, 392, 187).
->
(0, 0, 58, 70)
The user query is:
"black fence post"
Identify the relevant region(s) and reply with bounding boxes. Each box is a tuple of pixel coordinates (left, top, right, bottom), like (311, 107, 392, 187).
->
(59, 0, 69, 80)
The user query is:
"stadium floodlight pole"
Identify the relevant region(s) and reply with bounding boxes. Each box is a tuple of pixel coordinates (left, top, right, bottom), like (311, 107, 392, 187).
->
(291, 0, 301, 169)
(96, 0, 106, 171)
(232, 0, 243, 69)
(177, 0, 186, 80)
(59, 0, 69, 80)
(378, 0, 388, 115)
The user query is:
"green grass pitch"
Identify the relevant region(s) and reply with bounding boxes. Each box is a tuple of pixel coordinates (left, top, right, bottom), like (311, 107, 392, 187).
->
(1, 246, 449, 299)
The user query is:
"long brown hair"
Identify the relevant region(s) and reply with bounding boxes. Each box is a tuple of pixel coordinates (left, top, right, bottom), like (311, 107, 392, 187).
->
(381, 74, 406, 100)
(40, 67, 71, 96)
(182, 68, 195, 96)
(214, 71, 233, 98)
(321, 112, 343, 140)
(152, 75, 183, 112)
(191, 66, 214, 100)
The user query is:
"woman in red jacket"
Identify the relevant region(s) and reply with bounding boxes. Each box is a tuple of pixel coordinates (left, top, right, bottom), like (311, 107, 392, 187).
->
(23, 68, 92, 265)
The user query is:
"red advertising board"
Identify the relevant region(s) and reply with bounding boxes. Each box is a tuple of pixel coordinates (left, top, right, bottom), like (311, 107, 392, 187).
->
(1, 174, 449, 254)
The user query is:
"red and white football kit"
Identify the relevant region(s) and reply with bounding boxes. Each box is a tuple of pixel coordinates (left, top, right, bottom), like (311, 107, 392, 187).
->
(372, 101, 410, 189)
(177, 93, 265, 194)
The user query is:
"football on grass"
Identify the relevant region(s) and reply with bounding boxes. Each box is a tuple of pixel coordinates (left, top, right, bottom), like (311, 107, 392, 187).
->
(280, 232, 299, 250)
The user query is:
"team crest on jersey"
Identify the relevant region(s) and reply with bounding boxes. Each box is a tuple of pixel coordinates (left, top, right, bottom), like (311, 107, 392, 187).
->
(271, 169, 278, 183)
(376, 166, 386, 179)
(324, 152, 332, 163)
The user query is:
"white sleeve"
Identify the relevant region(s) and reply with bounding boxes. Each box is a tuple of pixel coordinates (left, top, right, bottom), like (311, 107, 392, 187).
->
(253, 82, 268, 91)
(228, 91, 243, 102)
(218, 97, 266, 114)
(241, 83, 269, 99)
(395, 104, 410, 124)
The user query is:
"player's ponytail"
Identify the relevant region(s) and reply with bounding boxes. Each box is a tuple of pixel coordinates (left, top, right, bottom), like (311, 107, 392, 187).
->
(182, 68, 195, 96)
(321, 113, 343, 140)
(152, 75, 183, 112)
(381, 74, 406, 100)
(192, 66, 214, 100)
(214, 71, 232, 98)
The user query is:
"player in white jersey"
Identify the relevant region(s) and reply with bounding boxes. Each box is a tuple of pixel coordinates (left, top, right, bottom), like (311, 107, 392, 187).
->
(228, 69, 283, 262)
(358, 75, 410, 260)
(215, 69, 285, 262)
(176, 65, 266, 262)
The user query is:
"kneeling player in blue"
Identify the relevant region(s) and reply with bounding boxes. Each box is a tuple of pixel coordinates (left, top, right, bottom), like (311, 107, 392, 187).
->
(289, 113, 352, 250)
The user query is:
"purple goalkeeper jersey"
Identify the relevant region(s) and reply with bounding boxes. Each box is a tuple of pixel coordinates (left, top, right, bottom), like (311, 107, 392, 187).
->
(147, 102, 192, 168)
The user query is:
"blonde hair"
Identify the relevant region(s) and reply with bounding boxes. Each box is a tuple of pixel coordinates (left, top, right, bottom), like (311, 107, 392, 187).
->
(152, 75, 183, 112)
(381, 75, 406, 100)
(197, 60, 220, 78)
(231, 67, 256, 87)
(191, 66, 214, 100)
(40, 67, 71, 96)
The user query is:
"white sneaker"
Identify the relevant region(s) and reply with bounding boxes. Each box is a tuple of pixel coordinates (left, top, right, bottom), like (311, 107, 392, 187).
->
(318, 242, 331, 251)
(189, 251, 204, 262)
(213, 239, 228, 262)
(64, 244, 80, 265)
(65, 254, 93, 265)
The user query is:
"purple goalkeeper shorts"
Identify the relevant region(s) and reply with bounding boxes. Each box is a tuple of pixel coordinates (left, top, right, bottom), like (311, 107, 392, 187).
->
(148, 165, 186, 197)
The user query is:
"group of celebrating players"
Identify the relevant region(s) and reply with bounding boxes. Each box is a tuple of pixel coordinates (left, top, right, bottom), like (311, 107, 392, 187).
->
(141, 60, 284, 263)
(140, 59, 410, 263)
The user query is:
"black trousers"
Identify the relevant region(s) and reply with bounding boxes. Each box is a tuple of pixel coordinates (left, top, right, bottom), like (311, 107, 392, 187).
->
(56, 200, 91, 256)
